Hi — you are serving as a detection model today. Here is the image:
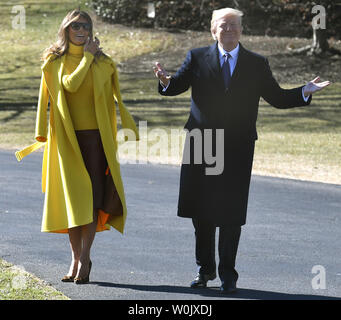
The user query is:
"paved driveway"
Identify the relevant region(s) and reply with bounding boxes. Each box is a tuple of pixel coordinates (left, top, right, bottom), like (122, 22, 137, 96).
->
(0, 150, 340, 300)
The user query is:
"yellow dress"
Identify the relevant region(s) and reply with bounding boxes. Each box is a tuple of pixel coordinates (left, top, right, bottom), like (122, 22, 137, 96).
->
(15, 44, 139, 234)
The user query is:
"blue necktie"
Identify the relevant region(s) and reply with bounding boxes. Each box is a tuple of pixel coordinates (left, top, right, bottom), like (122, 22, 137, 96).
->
(222, 53, 231, 89)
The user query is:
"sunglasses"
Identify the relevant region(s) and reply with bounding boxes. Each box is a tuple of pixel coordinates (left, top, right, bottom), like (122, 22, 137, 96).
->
(70, 22, 91, 31)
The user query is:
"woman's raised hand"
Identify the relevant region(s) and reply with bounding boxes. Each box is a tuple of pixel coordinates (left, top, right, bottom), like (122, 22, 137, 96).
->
(84, 36, 101, 56)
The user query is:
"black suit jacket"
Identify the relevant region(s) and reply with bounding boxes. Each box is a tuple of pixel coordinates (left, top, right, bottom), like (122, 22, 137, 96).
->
(158, 42, 312, 225)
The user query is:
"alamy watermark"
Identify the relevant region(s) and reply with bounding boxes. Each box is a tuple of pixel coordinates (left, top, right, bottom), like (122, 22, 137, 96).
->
(117, 121, 225, 176)
(11, 5, 26, 30)
(312, 5, 326, 30)
(311, 265, 326, 290)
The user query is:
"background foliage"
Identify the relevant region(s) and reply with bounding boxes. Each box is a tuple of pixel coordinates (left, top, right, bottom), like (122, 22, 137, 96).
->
(91, 0, 341, 38)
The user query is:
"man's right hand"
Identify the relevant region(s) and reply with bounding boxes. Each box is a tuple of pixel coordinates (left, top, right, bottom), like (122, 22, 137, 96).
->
(153, 62, 171, 87)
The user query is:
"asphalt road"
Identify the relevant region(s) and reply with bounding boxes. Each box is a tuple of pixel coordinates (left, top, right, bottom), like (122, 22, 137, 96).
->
(0, 149, 340, 300)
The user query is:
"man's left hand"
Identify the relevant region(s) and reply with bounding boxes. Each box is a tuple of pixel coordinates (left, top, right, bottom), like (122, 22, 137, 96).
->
(303, 76, 331, 97)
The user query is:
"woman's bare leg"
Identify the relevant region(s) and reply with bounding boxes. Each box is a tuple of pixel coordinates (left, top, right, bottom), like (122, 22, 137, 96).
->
(76, 210, 98, 278)
(67, 226, 82, 277)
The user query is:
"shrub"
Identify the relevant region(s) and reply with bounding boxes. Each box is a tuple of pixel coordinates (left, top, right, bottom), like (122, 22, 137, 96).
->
(90, 0, 341, 39)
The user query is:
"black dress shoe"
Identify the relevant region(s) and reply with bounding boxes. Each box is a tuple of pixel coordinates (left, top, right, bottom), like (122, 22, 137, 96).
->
(190, 272, 216, 288)
(220, 281, 237, 294)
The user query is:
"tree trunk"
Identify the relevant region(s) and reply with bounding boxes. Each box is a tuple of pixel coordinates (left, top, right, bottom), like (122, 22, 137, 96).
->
(310, 28, 329, 55)
(287, 27, 334, 56)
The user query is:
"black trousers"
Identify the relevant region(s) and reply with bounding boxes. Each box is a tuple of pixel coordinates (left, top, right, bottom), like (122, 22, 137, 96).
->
(192, 218, 241, 283)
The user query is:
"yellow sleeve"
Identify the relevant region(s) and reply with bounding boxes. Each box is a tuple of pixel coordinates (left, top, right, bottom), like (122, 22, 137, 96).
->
(62, 52, 94, 93)
(35, 71, 49, 142)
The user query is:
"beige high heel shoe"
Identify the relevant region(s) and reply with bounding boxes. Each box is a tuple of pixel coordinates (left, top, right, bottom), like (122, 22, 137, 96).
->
(61, 261, 79, 282)
(74, 260, 92, 284)
(61, 275, 75, 282)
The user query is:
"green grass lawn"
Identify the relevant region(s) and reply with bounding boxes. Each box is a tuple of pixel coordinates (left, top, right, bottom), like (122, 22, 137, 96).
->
(0, 259, 69, 300)
(117, 76, 341, 185)
(3, 77, 340, 184)
(1, 0, 340, 186)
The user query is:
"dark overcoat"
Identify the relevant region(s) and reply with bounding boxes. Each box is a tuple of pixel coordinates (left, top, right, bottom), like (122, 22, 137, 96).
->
(159, 42, 311, 226)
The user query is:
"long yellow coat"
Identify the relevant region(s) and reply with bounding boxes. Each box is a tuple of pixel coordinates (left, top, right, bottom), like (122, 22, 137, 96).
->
(16, 53, 139, 234)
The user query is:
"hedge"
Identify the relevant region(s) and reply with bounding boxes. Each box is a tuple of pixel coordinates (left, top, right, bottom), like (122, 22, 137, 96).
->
(90, 0, 341, 39)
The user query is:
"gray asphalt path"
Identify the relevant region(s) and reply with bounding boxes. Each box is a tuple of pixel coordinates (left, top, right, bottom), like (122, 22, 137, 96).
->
(0, 149, 340, 300)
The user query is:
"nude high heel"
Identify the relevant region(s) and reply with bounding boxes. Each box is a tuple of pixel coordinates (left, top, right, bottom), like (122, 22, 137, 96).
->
(61, 275, 75, 282)
(74, 260, 92, 284)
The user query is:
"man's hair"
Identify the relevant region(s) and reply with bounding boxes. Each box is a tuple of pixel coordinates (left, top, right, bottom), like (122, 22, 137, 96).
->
(210, 8, 243, 40)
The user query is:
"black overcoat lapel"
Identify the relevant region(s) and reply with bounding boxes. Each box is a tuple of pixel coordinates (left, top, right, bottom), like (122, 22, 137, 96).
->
(227, 43, 249, 92)
(204, 42, 225, 91)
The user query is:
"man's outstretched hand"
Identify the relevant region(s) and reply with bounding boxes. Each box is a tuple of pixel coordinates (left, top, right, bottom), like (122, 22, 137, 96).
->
(153, 62, 171, 87)
(303, 77, 331, 97)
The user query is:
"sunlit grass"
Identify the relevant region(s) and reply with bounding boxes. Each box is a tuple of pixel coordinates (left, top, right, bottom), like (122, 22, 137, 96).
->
(0, 259, 69, 300)
(0, 0, 174, 107)
(0, 1, 340, 185)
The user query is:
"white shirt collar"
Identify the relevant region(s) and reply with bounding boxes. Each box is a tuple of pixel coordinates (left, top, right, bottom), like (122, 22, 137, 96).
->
(217, 42, 240, 60)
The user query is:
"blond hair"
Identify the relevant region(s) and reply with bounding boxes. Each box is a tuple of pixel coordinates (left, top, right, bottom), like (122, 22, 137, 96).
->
(210, 8, 243, 40)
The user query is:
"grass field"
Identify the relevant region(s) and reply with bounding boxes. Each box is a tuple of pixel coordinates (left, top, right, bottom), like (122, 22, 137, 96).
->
(1, 0, 340, 187)
(2, 76, 339, 184)
(0, 259, 69, 300)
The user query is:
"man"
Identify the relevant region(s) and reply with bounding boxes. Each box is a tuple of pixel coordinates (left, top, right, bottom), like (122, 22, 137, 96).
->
(153, 8, 330, 294)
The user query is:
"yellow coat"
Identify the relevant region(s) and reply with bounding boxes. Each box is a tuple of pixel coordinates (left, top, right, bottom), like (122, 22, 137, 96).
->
(16, 53, 139, 234)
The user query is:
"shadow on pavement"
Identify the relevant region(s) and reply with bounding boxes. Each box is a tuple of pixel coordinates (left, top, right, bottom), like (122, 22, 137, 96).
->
(90, 281, 341, 300)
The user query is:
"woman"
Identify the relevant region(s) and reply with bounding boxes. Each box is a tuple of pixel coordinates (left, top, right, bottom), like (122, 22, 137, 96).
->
(16, 10, 139, 284)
